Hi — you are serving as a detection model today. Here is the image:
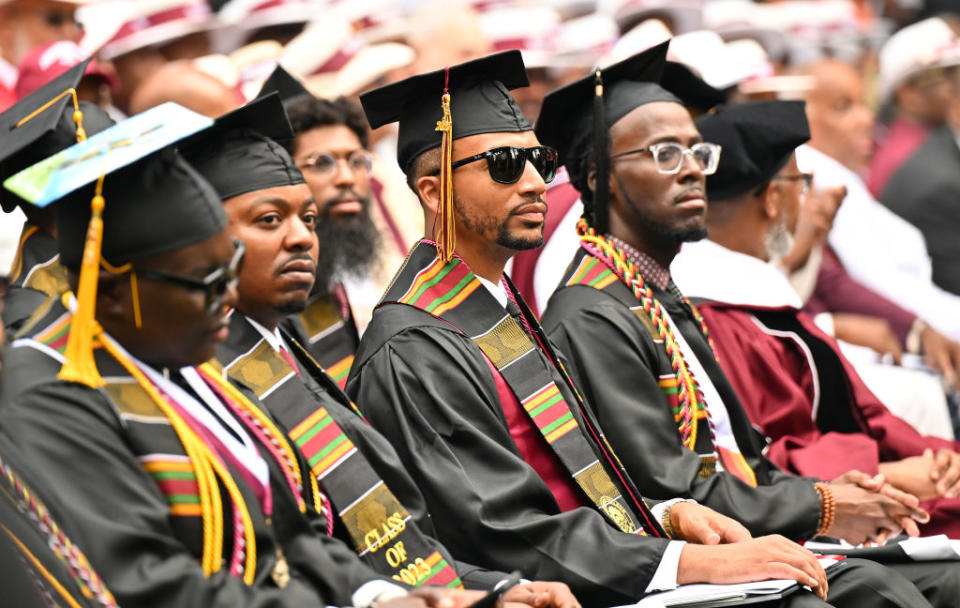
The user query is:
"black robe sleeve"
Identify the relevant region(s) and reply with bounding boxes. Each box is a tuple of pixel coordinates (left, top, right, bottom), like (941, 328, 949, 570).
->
(543, 289, 821, 540)
(0, 378, 383, 608)
(346, 306, 670, 608)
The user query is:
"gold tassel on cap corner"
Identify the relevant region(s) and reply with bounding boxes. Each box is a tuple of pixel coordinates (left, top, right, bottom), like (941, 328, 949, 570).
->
(433, 67, 455, 262)
(15, 88, 87, 142)
(58, 172, 107, 388)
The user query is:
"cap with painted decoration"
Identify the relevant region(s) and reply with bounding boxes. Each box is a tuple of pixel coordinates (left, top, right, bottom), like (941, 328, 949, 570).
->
(179, 92, 304, 201)
(99, 0, 212, 60)
(15, 41, 118, 100)
(696, 100, 810, 201)
(6, 102, 220, 388)
(879, 17, 960, 100)
(0, 58, 114, 213)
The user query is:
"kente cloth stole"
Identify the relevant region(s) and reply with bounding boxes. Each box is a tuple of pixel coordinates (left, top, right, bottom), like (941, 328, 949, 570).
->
(381, 241, 662, 537)
(215, 316, 463, 588)
(566, 246, 757, 488)
(293, 291, 358, 389)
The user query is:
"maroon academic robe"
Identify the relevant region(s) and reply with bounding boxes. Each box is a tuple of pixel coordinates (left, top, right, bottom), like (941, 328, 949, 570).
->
(697, 301, 960, 536)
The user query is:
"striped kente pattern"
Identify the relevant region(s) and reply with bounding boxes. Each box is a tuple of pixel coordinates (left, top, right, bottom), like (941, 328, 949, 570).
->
(325, 355, 354, 389)
(289, 408, 356, 479)
(140, 457, 202, 517)
(523, 383, 579, 443)
(398, 257, 481, 317)
(420, 551, 462, 588)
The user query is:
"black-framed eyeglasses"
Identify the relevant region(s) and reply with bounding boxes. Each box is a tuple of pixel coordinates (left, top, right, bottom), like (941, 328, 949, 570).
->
(299, 150, 373, 177)
(138, 240, 245, 314)
(772, 173, 814, 195)
(610, 142, 722, 175)
(449, 145, 558, 184)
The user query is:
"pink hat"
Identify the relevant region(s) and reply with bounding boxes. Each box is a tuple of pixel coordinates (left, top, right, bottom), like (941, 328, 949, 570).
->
(99, 0, 212, 60)
(15, 40, 117, 100)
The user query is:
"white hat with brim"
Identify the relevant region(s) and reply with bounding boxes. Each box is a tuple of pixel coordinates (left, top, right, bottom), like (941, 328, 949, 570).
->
(280, 16, 356, 77)
(217, 0, 320, 32)
(97, 0, 213, 60)
(305, 41, 415, 98)
(879, 17, 960, 100)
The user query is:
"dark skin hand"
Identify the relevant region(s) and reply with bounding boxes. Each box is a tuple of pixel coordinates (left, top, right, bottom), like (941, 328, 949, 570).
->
(827, 471, 929, 545)
(879, 449, 960, 502)
(919, 325, 960, 390)
(669, 502, 752, 544)
(781, 185, 845, 272)
(401, 583, 581, 608)
(832, 314, 903, 363)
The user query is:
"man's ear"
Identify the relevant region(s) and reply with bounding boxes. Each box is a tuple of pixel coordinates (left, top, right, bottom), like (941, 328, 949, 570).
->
(761, 182, 781, 220)
(416, 174, 441, 215)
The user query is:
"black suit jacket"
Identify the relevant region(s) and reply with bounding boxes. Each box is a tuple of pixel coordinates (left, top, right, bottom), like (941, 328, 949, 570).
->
(882, 125, 960, 295)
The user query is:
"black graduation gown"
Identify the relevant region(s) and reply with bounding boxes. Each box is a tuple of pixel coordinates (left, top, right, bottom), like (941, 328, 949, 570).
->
(542, 247, 822, 539)
(2, 223, 68, 338)
(345, 254, 672, 608)
(0, 301, 392, 608)
(215, 311, 506, 590)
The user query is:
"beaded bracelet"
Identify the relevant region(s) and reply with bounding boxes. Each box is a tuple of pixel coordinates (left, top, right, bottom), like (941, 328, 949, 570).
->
(813, 482, 836, 537)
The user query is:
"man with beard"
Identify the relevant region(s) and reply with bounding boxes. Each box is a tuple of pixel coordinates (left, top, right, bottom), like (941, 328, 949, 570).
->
(669, 101, 960, 540)
(344, 47, 938, 608)
(258, 67, 383, 387)
(183, 93, 580, 608)
(536, 53, 960, 607)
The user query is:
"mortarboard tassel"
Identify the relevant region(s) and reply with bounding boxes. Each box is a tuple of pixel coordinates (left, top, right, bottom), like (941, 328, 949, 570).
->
(58, 172, 106, 388)
(434, 67, 455, 262)
(591, 70, 610, 234)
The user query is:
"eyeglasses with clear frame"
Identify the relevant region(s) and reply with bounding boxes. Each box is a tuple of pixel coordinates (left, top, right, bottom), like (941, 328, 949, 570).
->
(609, 142, 722, 175)
(299, 150, 373, 178)
(137, 240, 245, 315)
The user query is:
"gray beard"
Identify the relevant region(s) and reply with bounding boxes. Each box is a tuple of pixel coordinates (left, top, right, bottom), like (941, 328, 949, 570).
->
(765, 219, 795, 263)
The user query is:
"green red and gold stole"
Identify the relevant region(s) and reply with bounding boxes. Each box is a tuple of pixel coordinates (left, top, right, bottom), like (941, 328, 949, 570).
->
(571, 221, 757, 487)
(0, 451, 118, 608)
(214, 312, 463, 588)
(24, 305, 317, 587)
(381, 240, 663, 537)
(287, 288, 359, 389)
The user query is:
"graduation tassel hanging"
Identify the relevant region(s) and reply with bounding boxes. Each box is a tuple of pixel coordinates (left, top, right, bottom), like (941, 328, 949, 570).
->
(591, 70, 610, 234)
(434, 67, 455, 262)
(58, 172, 107, 388)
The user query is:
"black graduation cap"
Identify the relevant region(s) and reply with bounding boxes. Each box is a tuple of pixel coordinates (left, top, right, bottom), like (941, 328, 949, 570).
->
(179, 92, 305, 201)
(695, 100, 810, 201)
(256, 65, 312, 104)
(535, 42, 672, 168)
(360, 49, 533, 172)
(0, 59, 114, 212)
(662, 61, 727, 116)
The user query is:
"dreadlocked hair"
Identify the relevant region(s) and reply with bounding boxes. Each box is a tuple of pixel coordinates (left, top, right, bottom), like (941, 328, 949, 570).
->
(565, 113, 608, 224)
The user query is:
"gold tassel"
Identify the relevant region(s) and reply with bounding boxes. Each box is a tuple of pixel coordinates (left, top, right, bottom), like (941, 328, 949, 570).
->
(434, 69, 455, 262)
(58, 173, 107, 388)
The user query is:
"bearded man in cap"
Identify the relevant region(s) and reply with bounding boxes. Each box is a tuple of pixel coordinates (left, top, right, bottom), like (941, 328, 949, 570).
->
(536, 48, 958, 608)
(343, 46, 938, 608)
(669, 100, 960, 545)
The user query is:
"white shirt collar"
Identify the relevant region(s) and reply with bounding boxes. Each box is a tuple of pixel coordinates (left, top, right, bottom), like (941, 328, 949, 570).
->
(476, 275, 510, 308)
(671, 239, 803, 309)
(245, 315, 287, 353)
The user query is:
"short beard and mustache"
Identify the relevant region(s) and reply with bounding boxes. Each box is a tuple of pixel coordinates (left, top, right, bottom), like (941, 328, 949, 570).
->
(313, 191, 381, 293)
(453, 194, 545, 251)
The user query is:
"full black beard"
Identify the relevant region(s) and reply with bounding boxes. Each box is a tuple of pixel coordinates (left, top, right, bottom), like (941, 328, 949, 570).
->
(312, 206, 381, 294)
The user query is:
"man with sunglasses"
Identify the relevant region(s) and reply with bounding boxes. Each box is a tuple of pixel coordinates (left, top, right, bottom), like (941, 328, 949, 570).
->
(538, 55, 959, 607)
(671, 101, 960, 542)
(343, 49, 897, 607)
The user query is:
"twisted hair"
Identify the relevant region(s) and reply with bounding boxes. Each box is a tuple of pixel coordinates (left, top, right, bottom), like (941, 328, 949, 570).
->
(565, 113, 607, 223)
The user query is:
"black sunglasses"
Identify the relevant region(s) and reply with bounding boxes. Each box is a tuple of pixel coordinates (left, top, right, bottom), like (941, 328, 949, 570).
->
(446, 145, 558, 185)
(138, 241, 245, 315)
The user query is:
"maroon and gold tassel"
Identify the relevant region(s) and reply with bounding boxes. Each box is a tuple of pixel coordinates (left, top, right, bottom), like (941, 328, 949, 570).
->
(433, 67, 455, 262)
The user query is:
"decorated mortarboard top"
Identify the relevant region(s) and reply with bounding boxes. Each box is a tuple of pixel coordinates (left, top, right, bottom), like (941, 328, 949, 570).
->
(0, 59, 114, 212)
(5, 102, 221, 389)
(179, 92, 305, 201)
(359, 49, 533, 262)
(360, 49, 532, 172)
(255, 65, 313, 104)
(535, 42, 672, 167)
(695, 100, 809, 201)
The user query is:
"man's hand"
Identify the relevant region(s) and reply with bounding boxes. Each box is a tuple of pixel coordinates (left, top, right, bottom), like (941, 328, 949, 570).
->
(880, 449, 960, 500)
(826, 481, 928, 544)
(503, 582, 580, 608)
(832, 314, 902, 362)
(781, 185, 845, 272)
(668, 502, 752, 545)
(677, 536, 828, 600)
(920, 325, 960, 389)
(406, 587, 486, 608)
